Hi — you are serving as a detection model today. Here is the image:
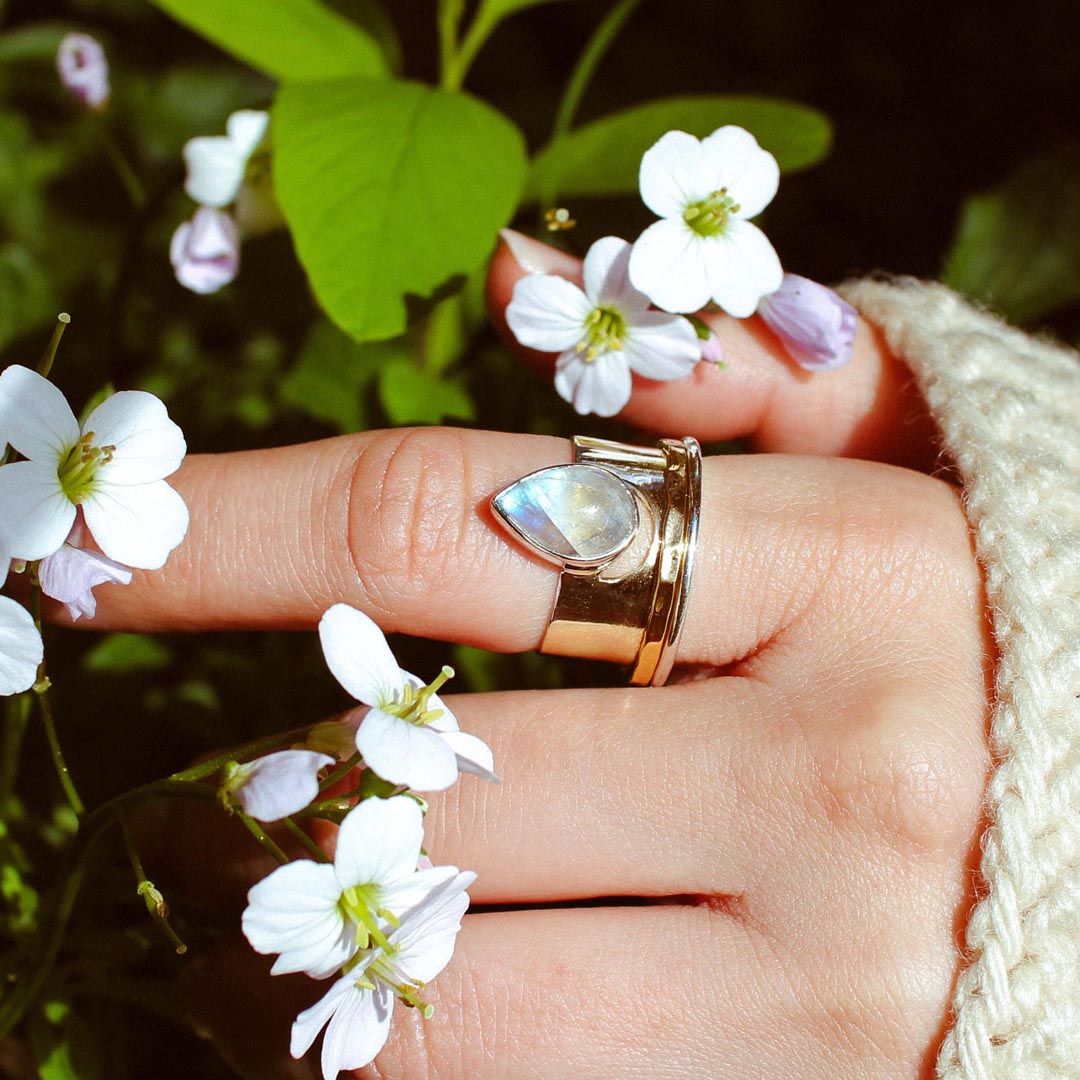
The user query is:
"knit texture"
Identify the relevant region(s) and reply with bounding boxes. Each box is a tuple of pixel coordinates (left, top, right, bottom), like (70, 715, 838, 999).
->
(840, 279, 1080, 1079)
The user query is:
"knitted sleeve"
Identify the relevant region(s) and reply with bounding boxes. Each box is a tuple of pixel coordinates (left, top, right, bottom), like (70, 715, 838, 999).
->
(839, 278, 1080, 1080)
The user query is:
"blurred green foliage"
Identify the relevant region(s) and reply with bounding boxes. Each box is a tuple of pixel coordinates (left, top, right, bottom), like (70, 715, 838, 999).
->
(0, 0, 1077, 1075)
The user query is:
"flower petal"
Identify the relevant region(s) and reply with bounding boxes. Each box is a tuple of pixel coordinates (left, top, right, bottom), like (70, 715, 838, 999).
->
(355, 708, 459, 792)
(84, 391, 186, 485)
(701, 125, 779, 220)
(321, 980, 393, 1077)
(290, 975, 356, 1061)
(0, 596, 43, 696)
(638, 130, 710, 218)
(333, 795, 424, 888)
(440, 730, 499, 783)
(56, 33, 109, 110)
(702, 220, 783, 318)
(170, 208, 241, 295)
(183, 134, 247, 208)
(0, 460, 76, 562)
(234, 750, 334, 822)
(621, 312, 701, 381)
(505, 274, 591, 352)
(38, 544, 133, 622)
(628, 219, 712, 314)
(318, 604, 406, 708)
(0, 365, 79, 463)
(393, 870, 475, 984)
(554, 350, 632, 418)
(378, 865, 461, 921)
(81, 479, 188, 569)
(226, 109, 270, 161)
(581, 236, 646, 314)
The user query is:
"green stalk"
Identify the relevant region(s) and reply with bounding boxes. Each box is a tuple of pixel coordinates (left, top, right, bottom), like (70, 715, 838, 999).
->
(29, 583, 85, 818)
(96, 121, 146, 210)
(1, 694, 32, 810)
(281, 816, 332, 863)
(437, 0, 466, 88)
(235, 810, 290, 865)
(119, 812, 187, 954)
(539, 0, 645, 209)
(169, 724, 317, 783)
(37, 313, 71, 379)
(318, 751, 361, 792)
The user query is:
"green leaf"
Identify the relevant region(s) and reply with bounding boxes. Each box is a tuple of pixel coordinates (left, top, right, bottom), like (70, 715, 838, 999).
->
(943, 145, 1080, 324)
(479, 0, 571, 17)
(147, 0, 386, 81)
(28, 1000, 102, 1080)
(526, 95, 832, 202)
(273, 77, 527, 343)
(81, 634, 173, 674)
(378, 359, 474, 425)
(280, 319, 401, 432)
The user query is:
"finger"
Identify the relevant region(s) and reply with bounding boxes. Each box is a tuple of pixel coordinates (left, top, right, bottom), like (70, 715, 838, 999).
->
(488, 230, 939, 468)
(84, 431, 968, 675)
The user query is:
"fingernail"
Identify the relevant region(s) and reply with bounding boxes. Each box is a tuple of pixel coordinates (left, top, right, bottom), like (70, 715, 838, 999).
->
(498, 228, 577, 275)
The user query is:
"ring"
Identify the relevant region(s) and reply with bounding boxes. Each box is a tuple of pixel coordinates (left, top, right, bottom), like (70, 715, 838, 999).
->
(491, 435, 701, 686)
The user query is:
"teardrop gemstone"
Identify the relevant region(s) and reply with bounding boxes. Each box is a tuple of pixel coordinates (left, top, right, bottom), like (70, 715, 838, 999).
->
(491, 463, 638, 567)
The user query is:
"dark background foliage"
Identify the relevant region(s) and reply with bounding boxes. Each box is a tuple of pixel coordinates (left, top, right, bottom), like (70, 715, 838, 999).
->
(1, 0, 1077, 1075)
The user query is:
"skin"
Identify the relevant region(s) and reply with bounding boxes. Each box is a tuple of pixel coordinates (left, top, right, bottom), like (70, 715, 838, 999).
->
(94, 232, 992, 1079)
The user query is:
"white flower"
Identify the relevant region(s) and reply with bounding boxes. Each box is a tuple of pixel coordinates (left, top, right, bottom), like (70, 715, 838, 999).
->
(290, 869, 474, 1078)
(170, 207, 240, 295)
(0, 595, 43, 696)
(0, 365, 188, 568)
(56, 33, 109, 111)
(242, 795, 461, 979)
(183, 110, 269, 211)
(628, 126, 783, 318)
(506, 236, 701, 417)
(757, 273, 857, 371)
(318, 604, 497, 792)
(224, 749, 335, 823)
(38, 541, 133, 622)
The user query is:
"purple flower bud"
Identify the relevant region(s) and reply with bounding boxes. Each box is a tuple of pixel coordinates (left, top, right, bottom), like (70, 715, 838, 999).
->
(169, 207, 240, 295)
(56, 33, 110, 111)
(757, 274, 857, 372)
(700, 331, 726, 365)
(39, 543, 133, 622)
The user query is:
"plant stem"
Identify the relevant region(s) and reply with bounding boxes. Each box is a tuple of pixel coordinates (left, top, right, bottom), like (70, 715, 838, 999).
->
(281, 816, 331, 862)
(318, 751, 361, 792)
(539, 0, 645, 209)
(235, 810, 290, 865)
(437, 0, 466, 89)
(119, 812, 188, 954)
(440, 0, 508, 91)
(30, 584, 85, 818)
(97, 122, 146, 210)
(1, 693, 32, 810)
(169, 724, 317, 783)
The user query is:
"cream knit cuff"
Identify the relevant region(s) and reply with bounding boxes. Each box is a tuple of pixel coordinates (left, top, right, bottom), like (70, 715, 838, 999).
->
(840, 278, 1080, 1080)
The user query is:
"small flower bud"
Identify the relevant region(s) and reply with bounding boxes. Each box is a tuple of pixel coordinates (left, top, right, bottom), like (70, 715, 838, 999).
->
(170, 207, 240, 295)
(757, 274, 857, 372)
(56, 33, 110, 111)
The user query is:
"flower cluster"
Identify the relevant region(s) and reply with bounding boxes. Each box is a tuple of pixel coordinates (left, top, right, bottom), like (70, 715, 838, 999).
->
(171, 110, 279, 294)
(0, 363, 188, 693)
(506, 125, 857, 416)
(228, 605, 493, 1076)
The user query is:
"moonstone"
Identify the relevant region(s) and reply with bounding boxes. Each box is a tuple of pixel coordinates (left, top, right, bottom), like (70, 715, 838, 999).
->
(492, 463, 637, 566)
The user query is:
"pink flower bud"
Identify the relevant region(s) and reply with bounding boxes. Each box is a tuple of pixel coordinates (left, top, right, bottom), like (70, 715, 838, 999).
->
(169, 207, 240, 295)
(56, 33, 110, 111)
(758, 274, 857, 372)
(700, 331, 726, 365)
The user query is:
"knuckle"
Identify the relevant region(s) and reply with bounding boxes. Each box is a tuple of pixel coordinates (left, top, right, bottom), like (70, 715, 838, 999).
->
(813, 681, 987, 855)
(347, 428, 471, 619)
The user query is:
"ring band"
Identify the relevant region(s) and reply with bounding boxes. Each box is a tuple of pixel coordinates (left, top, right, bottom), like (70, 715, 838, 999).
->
(491, 435, 701, 686)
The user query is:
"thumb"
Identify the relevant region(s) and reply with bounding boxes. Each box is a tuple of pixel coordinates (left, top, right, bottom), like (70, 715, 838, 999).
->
(487, 229, 939, 469)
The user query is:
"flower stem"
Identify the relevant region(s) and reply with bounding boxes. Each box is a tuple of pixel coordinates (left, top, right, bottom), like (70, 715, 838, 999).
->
(235, 810, 290, 865)
(29, 583, 85, 818)
(440, 0, 510, 91)
(119, 811, 188, 955)
(169, 725, 317, 783)
(37, 312, 71, 379)
(318, 751, 361, 792)
(281, 816, 331, 863)
(539, 0, 644, 210)
(96, 120, 146, 210)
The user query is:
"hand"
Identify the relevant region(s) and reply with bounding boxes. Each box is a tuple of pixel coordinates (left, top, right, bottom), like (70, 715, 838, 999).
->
(96, 237, 990, 1079)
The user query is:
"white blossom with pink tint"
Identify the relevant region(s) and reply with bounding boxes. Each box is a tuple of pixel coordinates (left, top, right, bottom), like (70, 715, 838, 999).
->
(700, 331, 725, 365)
(224, 749, 335, 823)
(0, 595, 42, 696)
(38, 542, 133, 621)
(184, 110, 269, 211)
(757, 273, 857, 371)
(170, 208, 240, 295)
(56, 33, 109, 110)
